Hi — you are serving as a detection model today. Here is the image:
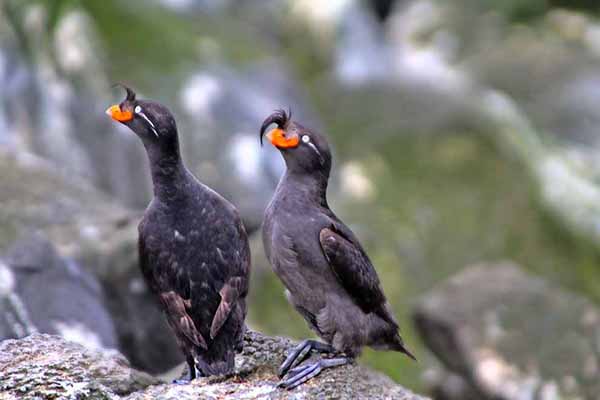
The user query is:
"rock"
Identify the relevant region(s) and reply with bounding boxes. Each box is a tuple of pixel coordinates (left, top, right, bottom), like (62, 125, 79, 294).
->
(0, 148, 181, 374)
(0, 148, 132, 254)
(0, 331, 429, 400)
(413, 262, 600, 400)
(468, 14, 600, 145)
(0, 232, 117, 351)
(0, 333, 157, 399)
(1, 4, 152, 209)
(125, 331, 429, 400)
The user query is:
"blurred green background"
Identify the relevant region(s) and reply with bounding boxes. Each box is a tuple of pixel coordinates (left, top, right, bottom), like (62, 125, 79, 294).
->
(3, 0, 600, 395)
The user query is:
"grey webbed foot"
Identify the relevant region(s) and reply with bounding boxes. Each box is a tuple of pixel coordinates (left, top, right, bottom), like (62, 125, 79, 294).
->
(277, 357, 350, 390)
(278, 339, 335, 378)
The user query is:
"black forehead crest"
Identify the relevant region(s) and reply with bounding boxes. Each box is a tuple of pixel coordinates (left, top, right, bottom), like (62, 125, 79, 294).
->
(113, 83, 136, 102)
(260, 108, 292, 146)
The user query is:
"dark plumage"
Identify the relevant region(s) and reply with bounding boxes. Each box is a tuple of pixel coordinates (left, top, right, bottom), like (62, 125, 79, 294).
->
(106, 86, 250, 380)
(260, 109, 414, 389)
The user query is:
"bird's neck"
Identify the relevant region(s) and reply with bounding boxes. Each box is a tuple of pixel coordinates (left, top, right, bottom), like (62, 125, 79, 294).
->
(280, 170, 329, 208)
(144, 139, 190, 202)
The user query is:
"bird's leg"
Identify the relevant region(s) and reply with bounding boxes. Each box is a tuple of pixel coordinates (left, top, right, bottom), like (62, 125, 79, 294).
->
(172, 355, 198, 384)
(278, 339, 335, 377)
(278, 356, 351, 390)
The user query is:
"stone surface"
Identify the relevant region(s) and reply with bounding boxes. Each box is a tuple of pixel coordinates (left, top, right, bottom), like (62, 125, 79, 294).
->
(0, 148, 182, 373)
(0, 148, 132, 256)
(127, 330, 428, 400)
(0, 333, 157, 399)
(1, 4, 153, 209)
(0, 232, 117, 351)
(413, 262, 600, 400)
(0, 331, 428, 400)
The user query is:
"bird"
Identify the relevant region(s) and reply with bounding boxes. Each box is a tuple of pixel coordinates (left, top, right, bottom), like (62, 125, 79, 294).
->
(106, 85, 250, 381)
(260, 109, 415, 389)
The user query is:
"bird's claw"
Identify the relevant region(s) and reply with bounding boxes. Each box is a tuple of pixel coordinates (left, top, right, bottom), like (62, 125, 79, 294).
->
(278, 341, 312, 377)
(285, 362, 312, 378)
(278, 339, 335, 378)
(277, 357, 349, 390)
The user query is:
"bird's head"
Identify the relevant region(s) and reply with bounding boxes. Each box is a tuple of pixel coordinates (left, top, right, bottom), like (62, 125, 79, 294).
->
(260, 109, 331, 177)
(106, 85, 178, 146)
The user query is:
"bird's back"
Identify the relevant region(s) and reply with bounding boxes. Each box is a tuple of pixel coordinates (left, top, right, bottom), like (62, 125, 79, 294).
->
(139, 173, 250, 374)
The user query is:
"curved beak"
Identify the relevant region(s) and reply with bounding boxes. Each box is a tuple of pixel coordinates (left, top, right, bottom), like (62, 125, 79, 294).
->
(106, 104, 133, 122)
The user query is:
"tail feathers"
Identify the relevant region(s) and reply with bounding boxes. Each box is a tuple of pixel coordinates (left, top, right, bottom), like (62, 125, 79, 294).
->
(195, 349, 235, 376)
(398, 343, 417, 361)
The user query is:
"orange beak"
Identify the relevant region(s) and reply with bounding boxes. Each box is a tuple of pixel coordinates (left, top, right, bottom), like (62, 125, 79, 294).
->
(106, 104, 133, 122)
(266, 128, 299, 149)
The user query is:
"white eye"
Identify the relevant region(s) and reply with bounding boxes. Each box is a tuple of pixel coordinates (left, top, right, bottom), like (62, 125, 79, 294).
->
(302, 135, 310, 143)
(134, 105, 142, 114)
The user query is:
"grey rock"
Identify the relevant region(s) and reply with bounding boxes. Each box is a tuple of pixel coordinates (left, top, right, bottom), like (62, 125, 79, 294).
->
(0, 333, 156, 399)
(0, 331, 427, 400)
(126, 330, 429, 400)
(0, 148, 181, 373)
(0, 148, 132, 255)
(1, 4, 151, 209)
(469, 24, 600, 145)
(335, 1, 391, 85)
(1, 232, 117, 351)
(413, 262, 600, 400)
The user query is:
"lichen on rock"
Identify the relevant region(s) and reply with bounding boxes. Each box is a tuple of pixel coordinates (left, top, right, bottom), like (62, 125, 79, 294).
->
(0, 331, 428, 400)
(0, 333, 156, 400)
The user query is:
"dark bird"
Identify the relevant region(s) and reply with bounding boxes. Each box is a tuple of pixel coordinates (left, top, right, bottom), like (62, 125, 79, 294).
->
(106, 86, 250, 380)
(260, 109, 415, 389)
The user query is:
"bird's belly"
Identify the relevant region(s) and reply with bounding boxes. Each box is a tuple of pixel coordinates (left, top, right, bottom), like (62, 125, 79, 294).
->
(279, 265, 375, 352)
(274, 262, 329, 312)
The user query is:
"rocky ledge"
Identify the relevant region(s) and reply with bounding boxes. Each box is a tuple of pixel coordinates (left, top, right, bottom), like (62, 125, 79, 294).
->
(413, 262, 600, 399)
(0, 331, 428, 400)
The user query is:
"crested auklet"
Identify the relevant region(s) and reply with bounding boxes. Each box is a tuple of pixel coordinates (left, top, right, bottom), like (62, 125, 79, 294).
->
(106, 86, 251, 380)
(260, 109, 415, 389)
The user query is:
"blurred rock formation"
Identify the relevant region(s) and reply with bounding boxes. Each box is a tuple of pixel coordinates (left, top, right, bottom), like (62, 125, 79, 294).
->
(414, 262, 600, 399)
(0, 232, 117, 351)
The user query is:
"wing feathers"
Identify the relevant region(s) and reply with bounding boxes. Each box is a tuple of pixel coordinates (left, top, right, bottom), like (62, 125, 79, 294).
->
(319, 227, 397, 326)
(160, 291, 207, 350)
(210, 276, 245, 339)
